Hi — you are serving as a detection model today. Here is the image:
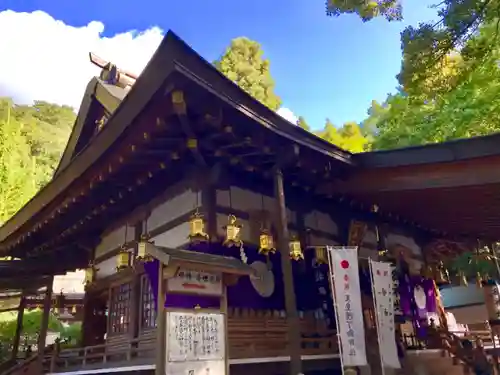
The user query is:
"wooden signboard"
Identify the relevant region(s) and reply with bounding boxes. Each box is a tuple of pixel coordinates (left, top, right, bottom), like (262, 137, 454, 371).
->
(166, 311, 226, 375)
(167, 268, 223, 297)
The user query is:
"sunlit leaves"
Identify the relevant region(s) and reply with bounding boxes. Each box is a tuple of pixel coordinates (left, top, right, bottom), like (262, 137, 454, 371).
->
(326, 0, 402, 22)
(0, 98, 74, 224)
(214, 37, 281, 111)
(315, 119, 371, 152)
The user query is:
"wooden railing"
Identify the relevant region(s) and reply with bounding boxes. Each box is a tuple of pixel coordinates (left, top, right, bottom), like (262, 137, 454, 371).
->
(419, 325, 499, 374)
(44, 310, 338, 373)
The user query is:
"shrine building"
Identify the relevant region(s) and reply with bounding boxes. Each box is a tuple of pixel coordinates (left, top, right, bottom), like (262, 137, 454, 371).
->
(2, 30, 500, 375)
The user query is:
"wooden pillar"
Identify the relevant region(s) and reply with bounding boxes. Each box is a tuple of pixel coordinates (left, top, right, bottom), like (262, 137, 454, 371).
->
(273, 167, 302, 375)
(155, 261, 166, 375)
(80, 291, 91, 346)
(38, 276, 54, 353)
(11, 293, 26, 360)
(129, 223, 143, 341)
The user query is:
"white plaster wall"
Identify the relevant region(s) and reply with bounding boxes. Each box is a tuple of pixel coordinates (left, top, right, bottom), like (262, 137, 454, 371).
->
(216, 187, 297, 224)
(148, 188, 200, 231)
(151, 222, 190, 248)
(93, 184, 196, 279)
(95, 225, 135, 259)
(304, 211, 338, 236)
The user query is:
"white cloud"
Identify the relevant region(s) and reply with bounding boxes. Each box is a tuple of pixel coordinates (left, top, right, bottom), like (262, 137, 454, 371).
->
(277, 107, 298, 124)
(0, 10, 301, 125)
(0, 10, 164, 110)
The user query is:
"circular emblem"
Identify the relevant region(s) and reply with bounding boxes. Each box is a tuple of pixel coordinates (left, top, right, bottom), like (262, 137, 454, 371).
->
(341, 260, 349, 269)
(414, 286, 427, 309)
(250, 261, 275, 298)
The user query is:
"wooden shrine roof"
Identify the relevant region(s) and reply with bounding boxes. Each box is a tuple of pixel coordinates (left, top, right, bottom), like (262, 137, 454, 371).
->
(0, 30, 354, 260)
(1, 30, 500, 263)
(319, 136, 500, 241)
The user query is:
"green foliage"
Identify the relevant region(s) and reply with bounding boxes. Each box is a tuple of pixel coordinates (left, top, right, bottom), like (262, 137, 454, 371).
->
(0, 310, 62, 344)
(326, 0, 402, 22)
(368, 22, 500, 150)
(326, 0, 500, 97)
(296, 116, 311, 131)
(315, 119, 371, 153)
(214, 37, 281, 110)
(0, 98, 74, 224)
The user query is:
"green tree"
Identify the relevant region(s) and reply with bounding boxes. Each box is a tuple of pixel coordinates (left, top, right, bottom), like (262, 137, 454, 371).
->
(296, 116, 311, 131)
(326, 0, 402, 22)
(0, 108, 39, 224)
(214, 37, 281, 110)
(370, 23, 500, 150)
(0, 310, 63, 349)
(0, 98, 74, 224)
(315, 119, 370, 153)
(326, 0, 500, 95)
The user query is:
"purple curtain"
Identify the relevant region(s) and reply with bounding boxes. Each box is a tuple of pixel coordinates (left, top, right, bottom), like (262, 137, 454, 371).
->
(142, 243, 324, 312)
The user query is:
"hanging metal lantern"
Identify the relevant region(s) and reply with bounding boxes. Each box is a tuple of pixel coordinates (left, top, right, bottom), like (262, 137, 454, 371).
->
(136, 235, 153, 262)
(71, 305, 77, 315)
(476, 272, 484, 288)
(259, 228, 276, 256)
(223, 215, 242, 248)
(315, 247, 328, 265)
(459, 271, 468, 287)
(188, 211, 209, 243)
(84, 265, 95, 285)
(289, 236, 304, 261)
(116, 247, 130, 270)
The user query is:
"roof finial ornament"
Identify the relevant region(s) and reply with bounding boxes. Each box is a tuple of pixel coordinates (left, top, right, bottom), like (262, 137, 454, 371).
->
(88, 52, 137, 89)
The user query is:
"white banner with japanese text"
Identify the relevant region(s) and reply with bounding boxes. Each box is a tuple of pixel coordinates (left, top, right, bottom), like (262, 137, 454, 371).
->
(369, 259, 401, 369)
(327, 246, 367, 367)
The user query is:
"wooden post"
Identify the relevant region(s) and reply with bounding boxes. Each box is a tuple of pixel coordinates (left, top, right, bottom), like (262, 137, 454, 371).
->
(129, 223, 143, 342)
(221, 282, 230, 375)
(38, 276, 54, 353)
(155, 261, 166, 375)
(11, 292, 26, 360)
(273, 167, 302, 375)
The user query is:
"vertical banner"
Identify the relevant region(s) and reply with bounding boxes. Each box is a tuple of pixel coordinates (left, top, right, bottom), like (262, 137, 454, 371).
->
(327, 246, 367, 367)
(369, 259, 401, 369)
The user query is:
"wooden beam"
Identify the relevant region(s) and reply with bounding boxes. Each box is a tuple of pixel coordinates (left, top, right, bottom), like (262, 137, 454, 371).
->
(37, 276, 54, 354)
(273, 167, 302, 375)
(155, 261, 166, 375)
(172, 90, 207, 167)
(318, 155, 500, 195)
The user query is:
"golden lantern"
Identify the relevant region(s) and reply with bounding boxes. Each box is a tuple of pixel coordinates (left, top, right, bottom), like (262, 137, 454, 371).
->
(459, 271, 468, 287)
(223, 215, 242, 248)
(289, 236, 304, 261)
(188, 211, 209, 244)
(378, 248, 389, 258)
(136, 235, 153, 262)
(71, 305, 77, 315)
(116, 247, 130, 270)
(314, 247, 328, 265)
(84, 266, 95, 285)
(259, 228, 276, 256)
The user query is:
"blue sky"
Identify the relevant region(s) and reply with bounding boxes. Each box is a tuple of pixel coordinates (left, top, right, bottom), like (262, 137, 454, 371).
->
(2, 0, 438, 130)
